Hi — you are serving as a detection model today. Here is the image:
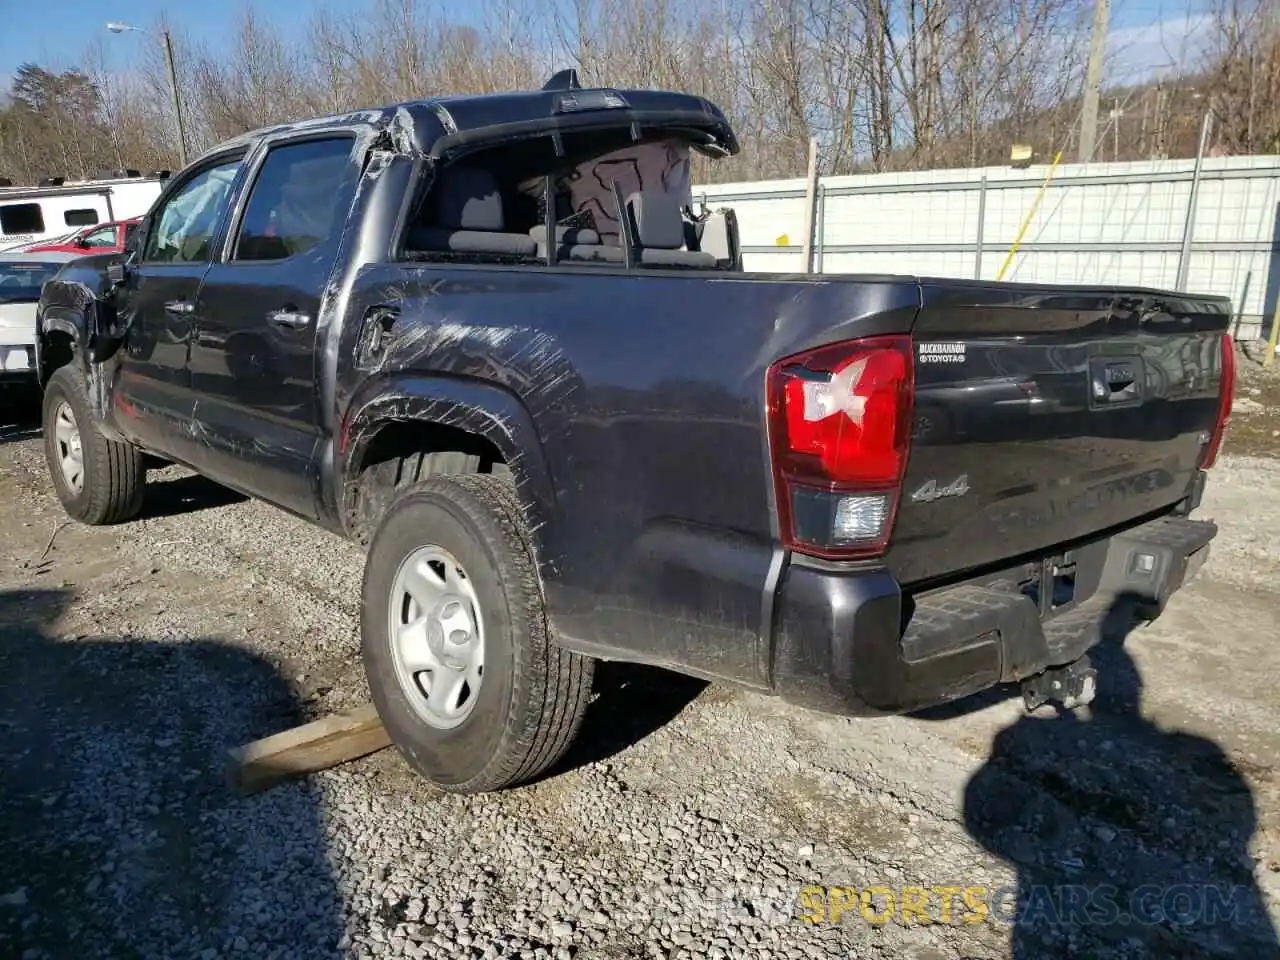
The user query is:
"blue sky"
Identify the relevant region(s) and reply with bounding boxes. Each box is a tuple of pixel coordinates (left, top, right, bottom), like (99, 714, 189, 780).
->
(1, 0, 1215, 90)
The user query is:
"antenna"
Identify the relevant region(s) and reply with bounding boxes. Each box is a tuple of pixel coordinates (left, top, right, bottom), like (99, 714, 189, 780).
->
(542, 69, 583, 92)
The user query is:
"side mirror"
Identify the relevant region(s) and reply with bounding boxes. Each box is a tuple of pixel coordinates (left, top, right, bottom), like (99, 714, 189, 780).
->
(74, 236, 90, 248)
(121, 217, 146, 259)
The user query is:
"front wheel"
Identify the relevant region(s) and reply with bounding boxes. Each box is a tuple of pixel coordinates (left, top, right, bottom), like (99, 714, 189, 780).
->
(41, 365, 146, 525)
(360, 473, 594, 793)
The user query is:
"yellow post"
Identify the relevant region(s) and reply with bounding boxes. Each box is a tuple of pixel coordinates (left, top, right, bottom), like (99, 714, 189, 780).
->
(996, 149, 1065, 282)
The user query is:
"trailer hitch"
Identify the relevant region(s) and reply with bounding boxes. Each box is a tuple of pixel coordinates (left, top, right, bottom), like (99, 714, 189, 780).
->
(1021, 655, 1098, 712)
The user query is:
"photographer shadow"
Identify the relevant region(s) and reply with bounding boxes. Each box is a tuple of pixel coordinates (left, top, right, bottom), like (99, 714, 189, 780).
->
(0, 588, 346, 959)
(962, 592, 1280, 958)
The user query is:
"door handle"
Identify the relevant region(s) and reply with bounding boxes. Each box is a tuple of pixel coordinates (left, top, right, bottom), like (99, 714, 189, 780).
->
(164, 299, 194, 315)
(267, 308, 311, 330)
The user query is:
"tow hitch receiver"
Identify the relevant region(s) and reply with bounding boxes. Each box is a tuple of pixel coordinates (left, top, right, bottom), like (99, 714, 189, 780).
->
(1021, 656, 1098, 712)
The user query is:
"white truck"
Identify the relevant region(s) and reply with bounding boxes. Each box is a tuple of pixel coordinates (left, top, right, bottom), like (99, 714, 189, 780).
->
(0, 174, 167, 253)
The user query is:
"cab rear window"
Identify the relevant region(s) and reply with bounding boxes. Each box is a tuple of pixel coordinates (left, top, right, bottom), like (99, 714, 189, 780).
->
(0, 260, 62, 301)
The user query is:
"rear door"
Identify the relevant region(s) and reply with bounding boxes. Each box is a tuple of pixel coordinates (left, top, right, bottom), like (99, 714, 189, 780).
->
(185, 134, 360, 518)
(888, 282, 1231, 587)
(112, 153, 246, 457)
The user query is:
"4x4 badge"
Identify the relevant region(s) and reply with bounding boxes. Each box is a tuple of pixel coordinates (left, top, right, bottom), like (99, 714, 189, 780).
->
(911, 475, 971, 503)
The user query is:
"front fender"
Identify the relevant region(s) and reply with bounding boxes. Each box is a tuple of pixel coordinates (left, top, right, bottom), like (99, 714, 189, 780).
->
(35, 306, 83, 381)
(35, 259, 122, 379)
(336, 373, 560, 572)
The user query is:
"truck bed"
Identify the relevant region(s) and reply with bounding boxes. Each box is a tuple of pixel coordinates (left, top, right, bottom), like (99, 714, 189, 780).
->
(329, 265, 1231, 691)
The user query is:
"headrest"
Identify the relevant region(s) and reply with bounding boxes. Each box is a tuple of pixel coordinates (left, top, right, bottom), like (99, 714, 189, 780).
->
(625, 191, 685, 250)
(434, 167, 503, 231)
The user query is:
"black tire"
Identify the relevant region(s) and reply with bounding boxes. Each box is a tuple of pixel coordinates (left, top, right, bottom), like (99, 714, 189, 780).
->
(361, 473, 593, 793)
(41, 365, 146, 525)
(354, 450, 483, 549)
(384, 449, 483, 488)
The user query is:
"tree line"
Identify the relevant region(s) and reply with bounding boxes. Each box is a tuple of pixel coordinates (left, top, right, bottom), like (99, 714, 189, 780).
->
(1, 0, 1277, 189)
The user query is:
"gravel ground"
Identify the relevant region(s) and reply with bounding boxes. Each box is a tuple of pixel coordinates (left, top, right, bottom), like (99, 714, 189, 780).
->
(2, 361, 1280, 960)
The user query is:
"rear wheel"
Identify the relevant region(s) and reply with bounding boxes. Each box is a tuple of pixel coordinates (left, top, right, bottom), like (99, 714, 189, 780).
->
(360, 473, 593, 793)
(41, 365, 145, 525)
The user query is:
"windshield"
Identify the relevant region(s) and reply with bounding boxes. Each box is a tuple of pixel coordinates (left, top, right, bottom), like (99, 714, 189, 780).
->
(0, 260, 63, 302)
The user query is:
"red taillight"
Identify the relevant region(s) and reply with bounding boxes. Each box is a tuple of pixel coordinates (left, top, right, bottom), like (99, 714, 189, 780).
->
(766, 335, 915, 560)
(1200, 332, 1235, 470)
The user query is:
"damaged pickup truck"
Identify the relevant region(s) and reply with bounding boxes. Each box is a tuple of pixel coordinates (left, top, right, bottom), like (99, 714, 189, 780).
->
(34, 71, 1235, 793)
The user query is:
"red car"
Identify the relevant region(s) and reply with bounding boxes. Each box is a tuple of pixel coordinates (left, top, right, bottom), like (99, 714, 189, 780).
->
(24, 218, 140, 255)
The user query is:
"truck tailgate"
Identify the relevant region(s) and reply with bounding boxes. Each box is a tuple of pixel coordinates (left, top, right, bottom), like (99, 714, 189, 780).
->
(887, 282, 1233, 587)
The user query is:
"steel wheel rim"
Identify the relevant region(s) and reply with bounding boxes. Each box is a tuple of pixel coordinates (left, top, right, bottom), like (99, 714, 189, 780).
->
(52, 400, 85, 496)
(388, 544, 485, 730)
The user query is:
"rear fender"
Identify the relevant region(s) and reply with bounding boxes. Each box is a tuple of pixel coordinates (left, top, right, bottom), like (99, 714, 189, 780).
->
(337, 374, 559, 575)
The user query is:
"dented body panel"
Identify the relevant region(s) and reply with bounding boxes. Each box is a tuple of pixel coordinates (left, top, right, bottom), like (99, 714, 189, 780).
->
(331, 266, 920, 684)
(33, 85, 1230, 716)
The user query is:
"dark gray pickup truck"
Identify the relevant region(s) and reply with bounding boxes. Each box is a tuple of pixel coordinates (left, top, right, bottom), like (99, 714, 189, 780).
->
(33, 72, 1235, 793)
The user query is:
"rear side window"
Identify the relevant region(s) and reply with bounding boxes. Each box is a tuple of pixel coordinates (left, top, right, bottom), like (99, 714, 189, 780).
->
(64, 209, 99, 227)
(233, 137, 354, 262)
(0, 203, 44, 236)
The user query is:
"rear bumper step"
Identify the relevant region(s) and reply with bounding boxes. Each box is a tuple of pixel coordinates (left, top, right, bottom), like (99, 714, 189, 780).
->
(769, 514, 1216, 716)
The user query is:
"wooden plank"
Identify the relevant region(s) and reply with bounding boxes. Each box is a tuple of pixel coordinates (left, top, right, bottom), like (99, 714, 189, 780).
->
(227, 703, 392, 795)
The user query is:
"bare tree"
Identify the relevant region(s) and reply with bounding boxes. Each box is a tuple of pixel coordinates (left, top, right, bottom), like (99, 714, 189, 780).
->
(1, 0, 1274, 188)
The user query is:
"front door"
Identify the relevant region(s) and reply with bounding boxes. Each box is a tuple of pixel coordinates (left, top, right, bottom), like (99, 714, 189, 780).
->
(112, 154, 245, 457)
(185, 135, 359, 519)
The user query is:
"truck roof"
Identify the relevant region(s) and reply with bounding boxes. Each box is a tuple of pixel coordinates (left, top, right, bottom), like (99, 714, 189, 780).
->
(195, 75, 739, 167)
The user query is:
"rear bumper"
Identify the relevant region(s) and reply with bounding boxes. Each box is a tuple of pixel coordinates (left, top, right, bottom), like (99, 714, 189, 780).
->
(770, 513, 1216, 715)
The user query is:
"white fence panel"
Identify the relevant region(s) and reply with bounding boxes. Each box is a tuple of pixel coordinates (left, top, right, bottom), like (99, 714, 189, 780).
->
(696, 155, 1280, 340)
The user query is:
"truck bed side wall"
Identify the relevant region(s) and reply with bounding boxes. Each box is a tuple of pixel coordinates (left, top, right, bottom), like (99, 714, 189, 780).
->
(335, 265, 920, 688)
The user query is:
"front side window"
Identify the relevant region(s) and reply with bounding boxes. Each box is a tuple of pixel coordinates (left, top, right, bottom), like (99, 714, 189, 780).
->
(79, 225, 119, 248)
(144, 157, 243, 263)
(233, 138, 353, 262)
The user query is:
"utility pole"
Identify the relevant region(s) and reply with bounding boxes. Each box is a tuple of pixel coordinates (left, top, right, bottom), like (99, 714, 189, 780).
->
(107, 21, 188, 168)
(1139, 91, 1149, 157)
(1110, 99, 1123, 161)
(1155, 83, 1167, 158)
(1078, 0, 1110, 162)
(161, 30, 188, 166)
